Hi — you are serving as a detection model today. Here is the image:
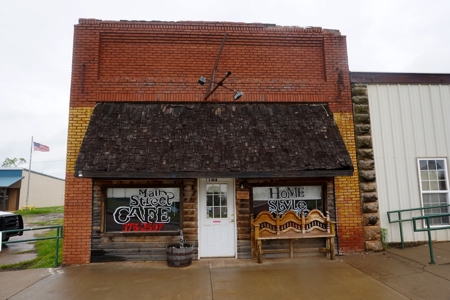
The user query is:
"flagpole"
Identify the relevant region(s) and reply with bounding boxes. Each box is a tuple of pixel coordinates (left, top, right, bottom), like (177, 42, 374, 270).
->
(26, 136, 33, 207)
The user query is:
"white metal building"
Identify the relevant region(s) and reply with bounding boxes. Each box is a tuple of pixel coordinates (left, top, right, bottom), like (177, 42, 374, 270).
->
(0, 168, 64, 210)
(351, 73, 450, 244)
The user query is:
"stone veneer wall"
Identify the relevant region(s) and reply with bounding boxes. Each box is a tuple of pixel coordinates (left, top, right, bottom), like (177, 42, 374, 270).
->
(352, 84, 382, 251)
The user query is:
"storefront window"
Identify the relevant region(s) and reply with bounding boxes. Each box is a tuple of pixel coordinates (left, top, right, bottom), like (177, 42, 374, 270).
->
(252, 186, 323, 217)
(106, 187, 181, 232)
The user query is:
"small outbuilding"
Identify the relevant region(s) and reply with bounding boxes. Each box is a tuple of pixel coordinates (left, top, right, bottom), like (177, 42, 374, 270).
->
(0, 168, 64, 211)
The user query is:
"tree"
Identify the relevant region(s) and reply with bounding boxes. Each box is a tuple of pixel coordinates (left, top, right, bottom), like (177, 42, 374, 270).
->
(1, 157, 27, 167)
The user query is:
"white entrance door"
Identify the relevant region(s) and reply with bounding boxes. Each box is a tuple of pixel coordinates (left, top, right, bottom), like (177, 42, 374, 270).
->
(199, 178, 236, 257)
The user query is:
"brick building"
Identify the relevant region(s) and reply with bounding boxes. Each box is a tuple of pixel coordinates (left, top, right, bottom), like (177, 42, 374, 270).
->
(64, 19, 368, 265)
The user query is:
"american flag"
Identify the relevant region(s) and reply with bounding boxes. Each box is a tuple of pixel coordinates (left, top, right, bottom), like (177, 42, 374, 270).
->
(33, 142, 50, 152)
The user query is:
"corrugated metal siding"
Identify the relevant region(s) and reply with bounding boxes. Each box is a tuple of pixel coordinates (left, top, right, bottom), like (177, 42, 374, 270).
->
(18, 171, 65, 208)
(368, 84, 450, 242)
(0, 169, 23, 178)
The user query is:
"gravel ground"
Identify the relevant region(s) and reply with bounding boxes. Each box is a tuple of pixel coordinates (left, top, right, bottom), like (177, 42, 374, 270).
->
(23, 213, 64, 226)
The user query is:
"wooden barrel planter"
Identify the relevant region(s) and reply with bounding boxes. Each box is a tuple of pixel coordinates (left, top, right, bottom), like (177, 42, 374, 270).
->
(166, 244, 193, 267)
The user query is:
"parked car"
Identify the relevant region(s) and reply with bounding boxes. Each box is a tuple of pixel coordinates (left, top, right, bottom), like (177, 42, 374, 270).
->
(0, 211, 24, 242)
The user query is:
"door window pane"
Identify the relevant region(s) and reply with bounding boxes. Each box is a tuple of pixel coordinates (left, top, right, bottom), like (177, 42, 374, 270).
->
(206, 183, 228, 219)
(207, 207, 213, 218)
(214, 195, 220, 206)
(214, 207, 220, 218)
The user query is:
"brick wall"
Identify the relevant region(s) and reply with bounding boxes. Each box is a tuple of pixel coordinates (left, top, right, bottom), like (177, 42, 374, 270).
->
(69, 20, 352, 112)
(63, 175, 92, 264)
(334, 112, 364, 253)
(64, 106, 94, 265)
(64, 19, 362, 265)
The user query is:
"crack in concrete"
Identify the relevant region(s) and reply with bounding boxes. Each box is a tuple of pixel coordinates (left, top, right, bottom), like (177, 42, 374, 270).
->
(209, 260, 214, 300)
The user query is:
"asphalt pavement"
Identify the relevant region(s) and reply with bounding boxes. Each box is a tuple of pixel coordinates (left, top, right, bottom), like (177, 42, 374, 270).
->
(1, 242, 450, 300)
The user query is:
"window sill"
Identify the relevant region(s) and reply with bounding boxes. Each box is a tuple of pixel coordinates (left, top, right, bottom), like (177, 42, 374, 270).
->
(99, 231, 180, 237)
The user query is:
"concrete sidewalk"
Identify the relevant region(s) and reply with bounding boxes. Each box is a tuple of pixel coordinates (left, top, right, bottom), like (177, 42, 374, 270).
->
(341, 242, 450, 299)
(1, 242, 450, 300)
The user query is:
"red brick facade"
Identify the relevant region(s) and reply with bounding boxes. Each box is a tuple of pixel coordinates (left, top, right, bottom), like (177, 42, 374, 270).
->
(69, 20, 352, 111)
(63, 176, 92, 264)
(64, 19, 363, 265)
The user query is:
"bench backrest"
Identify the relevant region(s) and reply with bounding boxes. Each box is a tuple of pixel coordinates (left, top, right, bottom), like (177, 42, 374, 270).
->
(252, 209, 334, 236)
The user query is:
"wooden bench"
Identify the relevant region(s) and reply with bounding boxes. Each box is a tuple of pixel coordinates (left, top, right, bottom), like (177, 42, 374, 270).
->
(251, 209, 336, 263)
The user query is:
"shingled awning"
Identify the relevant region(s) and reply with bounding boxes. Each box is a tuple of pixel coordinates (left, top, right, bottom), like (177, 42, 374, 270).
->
(75, 103, 353, 178)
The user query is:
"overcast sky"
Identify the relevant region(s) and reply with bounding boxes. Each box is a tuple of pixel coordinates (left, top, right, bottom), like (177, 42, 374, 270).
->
(1, 0, 449, 179)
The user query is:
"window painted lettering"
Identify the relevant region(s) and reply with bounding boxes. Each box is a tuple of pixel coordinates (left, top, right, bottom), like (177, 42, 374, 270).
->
(122, 222, 164, 232)
(113, 206, 174, 225)
(269, 187, 305, 199)
(112, 189, 177, 226)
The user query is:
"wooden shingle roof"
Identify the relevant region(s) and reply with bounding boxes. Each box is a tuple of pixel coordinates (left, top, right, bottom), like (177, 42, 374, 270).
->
(75, 103, 353, 178)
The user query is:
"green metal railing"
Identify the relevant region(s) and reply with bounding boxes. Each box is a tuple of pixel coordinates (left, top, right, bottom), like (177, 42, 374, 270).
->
(413, 214, 450, 264)
(1, 225, 63, 267)
(387, 204, 450, 249)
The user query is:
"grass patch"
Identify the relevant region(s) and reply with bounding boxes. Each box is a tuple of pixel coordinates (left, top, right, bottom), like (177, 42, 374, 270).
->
(0, 259, 39, 271)
(29, 229, 63, 269)
(32, 218, 64, 227)
(12, 249, 35, 255)
(381, 228, 389, 250)
(15, 206, 64, 215)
